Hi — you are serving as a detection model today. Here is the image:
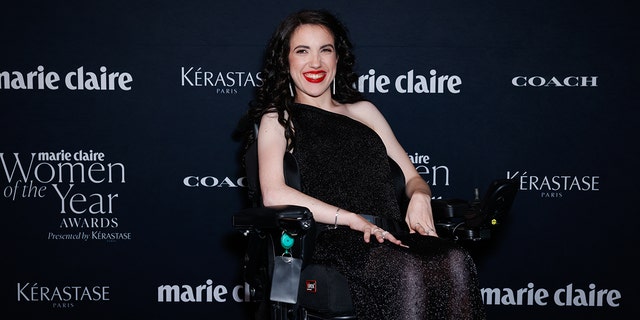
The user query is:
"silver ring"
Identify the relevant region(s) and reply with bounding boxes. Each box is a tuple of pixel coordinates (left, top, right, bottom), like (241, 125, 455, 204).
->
(381, 231, 388, 239)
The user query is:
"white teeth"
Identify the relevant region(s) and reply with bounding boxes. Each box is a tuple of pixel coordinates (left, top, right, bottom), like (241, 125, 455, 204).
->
(305, 73, 324, 79)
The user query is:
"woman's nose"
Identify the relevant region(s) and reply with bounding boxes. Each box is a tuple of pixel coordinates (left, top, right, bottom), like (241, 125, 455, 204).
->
(309, 52, 321, 67)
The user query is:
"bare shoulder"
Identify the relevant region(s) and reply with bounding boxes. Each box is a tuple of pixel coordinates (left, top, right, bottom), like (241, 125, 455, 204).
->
(345, 100, 387, 128)
(347, 100, 379, 114)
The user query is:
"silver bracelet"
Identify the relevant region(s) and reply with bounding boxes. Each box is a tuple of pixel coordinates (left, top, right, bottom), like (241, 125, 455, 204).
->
(332, 208, 341, 229)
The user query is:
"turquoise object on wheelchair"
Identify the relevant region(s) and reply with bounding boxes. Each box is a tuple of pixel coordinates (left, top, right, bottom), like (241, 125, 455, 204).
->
(280, 232, 294, 250)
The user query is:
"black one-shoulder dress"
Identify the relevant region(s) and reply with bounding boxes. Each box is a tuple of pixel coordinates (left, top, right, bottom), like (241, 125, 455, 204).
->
(290, 103, 485, 320)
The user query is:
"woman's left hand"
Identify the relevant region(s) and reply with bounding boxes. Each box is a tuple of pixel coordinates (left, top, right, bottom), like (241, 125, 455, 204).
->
(405, 192, 438, 237)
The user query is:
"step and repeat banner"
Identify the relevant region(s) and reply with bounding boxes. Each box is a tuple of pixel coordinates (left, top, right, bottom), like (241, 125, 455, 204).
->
(3, 1, 637, 319)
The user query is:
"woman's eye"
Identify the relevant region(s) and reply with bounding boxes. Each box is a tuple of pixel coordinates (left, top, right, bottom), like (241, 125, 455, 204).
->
(295, 49, 308, 54)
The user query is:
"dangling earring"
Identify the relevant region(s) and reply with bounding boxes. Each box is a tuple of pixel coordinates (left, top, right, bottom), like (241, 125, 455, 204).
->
(289, 82, 294, 97)
(332, 79, 336, 95)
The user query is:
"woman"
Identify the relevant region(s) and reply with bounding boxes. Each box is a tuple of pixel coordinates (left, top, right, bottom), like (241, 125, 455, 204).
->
(243, 9, 485, 320)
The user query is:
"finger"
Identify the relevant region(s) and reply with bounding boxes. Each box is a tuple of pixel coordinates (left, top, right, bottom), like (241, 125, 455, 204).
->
(413, 223, 428, 235)
(377, 230, 388, 243)
(424, 226, 437, 237)
(385, 233, 409, 248)
(364, 226, 379, 243)
(370, 229, 383, 243)
(428, 228, 439, 237)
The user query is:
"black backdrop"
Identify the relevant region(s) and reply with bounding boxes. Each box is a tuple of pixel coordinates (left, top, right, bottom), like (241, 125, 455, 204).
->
(3, 0, 638, 319)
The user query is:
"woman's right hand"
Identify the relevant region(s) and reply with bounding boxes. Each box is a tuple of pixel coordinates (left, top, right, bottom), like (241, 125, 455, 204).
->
(347, 213, 408, 248)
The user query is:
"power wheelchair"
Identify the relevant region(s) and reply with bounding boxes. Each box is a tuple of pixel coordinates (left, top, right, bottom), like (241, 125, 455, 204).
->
(232, 126, 518, 319)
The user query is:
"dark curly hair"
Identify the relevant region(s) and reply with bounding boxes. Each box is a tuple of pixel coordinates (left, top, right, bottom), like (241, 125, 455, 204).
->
(242, 9, 365, 151)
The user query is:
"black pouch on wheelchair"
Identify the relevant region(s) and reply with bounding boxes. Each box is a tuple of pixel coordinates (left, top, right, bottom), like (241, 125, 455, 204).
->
(298, 264, 355, 316)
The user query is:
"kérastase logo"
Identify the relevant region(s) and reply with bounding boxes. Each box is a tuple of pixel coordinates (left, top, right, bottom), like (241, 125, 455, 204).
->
(17, 282, 111, 309)
(507, 170, 600, 198)
(181, 67, 263, 94)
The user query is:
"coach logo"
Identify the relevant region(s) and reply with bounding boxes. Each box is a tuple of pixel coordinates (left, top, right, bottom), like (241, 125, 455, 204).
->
(511, 76, 598, 87)
(183, 176, 247, 188)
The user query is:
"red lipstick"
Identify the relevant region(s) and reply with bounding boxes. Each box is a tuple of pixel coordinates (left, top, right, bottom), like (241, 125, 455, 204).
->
(303, 71, 326, 83)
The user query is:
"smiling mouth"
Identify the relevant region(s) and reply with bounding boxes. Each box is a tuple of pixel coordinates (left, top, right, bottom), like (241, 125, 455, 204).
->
(303, 72, 326, 83)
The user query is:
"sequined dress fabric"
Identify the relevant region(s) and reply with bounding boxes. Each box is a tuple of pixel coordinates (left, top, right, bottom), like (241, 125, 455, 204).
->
(290, 103, 486, 320)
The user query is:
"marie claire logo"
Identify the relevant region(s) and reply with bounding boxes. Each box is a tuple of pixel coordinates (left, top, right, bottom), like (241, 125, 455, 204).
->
(482, 282, 621, 307)
(17, 282, 111, 308)
(180, 67, 263, 94)
(357, 68, 462, 94)
(157, 279, 249, 303)
(409, 152, 451, 187)
(1, 150, 132, 241)
(0, 66, 133, 91)
(512, 75, 598, 87)
(507, 170, 600, 198)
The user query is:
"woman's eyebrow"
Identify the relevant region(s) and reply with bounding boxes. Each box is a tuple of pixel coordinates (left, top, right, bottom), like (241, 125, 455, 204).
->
(292, 44, 334, 50)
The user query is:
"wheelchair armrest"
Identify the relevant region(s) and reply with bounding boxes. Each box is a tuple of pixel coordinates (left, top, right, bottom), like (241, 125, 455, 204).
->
(234, 205, 317, 266)
(432, 179, 518, 241)
(233, 205, 314, 235)
(432, 198, 470, 219)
